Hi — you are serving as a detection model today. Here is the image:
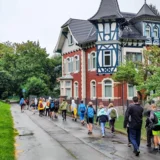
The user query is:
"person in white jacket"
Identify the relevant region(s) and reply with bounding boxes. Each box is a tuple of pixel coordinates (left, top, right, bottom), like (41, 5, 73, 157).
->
(107, 103, 118, 134)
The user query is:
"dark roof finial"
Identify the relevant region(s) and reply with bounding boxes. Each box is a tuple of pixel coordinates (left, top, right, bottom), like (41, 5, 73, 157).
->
(145, 0, 146, 4)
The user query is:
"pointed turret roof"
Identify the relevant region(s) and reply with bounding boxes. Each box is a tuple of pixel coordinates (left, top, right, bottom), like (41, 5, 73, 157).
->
(136, 3, 156, 17)
(89, 0, 123, 21)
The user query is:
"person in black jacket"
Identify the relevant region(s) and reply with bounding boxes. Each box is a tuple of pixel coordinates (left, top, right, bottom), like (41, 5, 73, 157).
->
(124, 96, 143, 157)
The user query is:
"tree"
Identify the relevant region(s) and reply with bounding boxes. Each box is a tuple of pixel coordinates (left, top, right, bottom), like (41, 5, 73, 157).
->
(22, 77, 49, 97)
(0, 41, 62, 98)
(149, 4, 160, 16)
(113, 46, 160, 100)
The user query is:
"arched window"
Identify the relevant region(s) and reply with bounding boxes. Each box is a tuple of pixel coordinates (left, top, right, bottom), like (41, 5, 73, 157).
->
(153, 26, 159, 38)
(104, 80, 112, 98)
(91, 81, 96, 98)
(88, 52, 96, 70)
(74, 56, 80, 72)
(67, 58, 71, 73)
(145, 25, 151, 38)
(74, 82, 78, 98)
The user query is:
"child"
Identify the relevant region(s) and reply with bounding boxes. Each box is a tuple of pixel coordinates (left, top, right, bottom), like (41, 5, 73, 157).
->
(71, 100, 77, 121)
(97, 102, 108, 137)
(86, 102, 96, 135)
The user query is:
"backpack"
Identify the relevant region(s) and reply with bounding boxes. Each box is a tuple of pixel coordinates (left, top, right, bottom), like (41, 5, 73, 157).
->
(50, 102, 55, 109)
(80, 104, 86, 113)
(110, 109, 117, 119)
(40, 103, 43, 109)
(87, 107, 94, 118)
(152, 111, 160, 131)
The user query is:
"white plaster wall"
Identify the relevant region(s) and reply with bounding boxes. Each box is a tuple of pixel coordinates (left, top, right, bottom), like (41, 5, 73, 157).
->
(62, 33, 80, 54)
(111, 22, 116, 31)
(98, 50, 103, 67)
(112, 50, 116, 66)
(98, 23, 103, 32)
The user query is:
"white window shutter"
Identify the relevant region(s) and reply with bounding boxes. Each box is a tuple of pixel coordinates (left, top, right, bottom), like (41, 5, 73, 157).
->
(88, 54, 90, 70)
(71, 57, 74, 72)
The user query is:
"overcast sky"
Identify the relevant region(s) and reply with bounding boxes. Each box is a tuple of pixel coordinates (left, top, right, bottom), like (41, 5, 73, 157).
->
(0, 0, 160, 54)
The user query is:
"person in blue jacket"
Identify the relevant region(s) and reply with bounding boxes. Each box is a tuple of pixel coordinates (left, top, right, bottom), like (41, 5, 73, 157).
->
(97, 102, 108, 137)
(78, 100, 86, 126)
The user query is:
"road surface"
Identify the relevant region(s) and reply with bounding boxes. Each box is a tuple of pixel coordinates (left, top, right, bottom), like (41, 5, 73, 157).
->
(11, 104, 160, 160)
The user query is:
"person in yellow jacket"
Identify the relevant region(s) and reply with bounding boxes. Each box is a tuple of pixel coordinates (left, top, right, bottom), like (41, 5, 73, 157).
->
(71, 99, 77, 122)
(38, 98, 44, 117)
(60, 99, 68, 121)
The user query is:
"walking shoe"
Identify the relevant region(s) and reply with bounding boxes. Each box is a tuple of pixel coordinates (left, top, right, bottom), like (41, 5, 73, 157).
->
(88, 131, 90, 135)
(75, 119, 77, 122)
(102, 135, 105, 138)
(146, 144, 151, 147)
(135, 150, 140, 156)
(128, 143, 131, 147)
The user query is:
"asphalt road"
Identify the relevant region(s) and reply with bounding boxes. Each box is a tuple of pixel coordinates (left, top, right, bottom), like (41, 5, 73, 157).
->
(11, 104, 160, 160)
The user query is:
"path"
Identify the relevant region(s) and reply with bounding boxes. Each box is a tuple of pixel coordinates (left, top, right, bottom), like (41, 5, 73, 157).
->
(11, 104, 160, 160)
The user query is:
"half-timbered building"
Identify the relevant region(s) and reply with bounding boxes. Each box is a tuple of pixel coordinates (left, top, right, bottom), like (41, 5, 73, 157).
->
(55, 0, 160, 105)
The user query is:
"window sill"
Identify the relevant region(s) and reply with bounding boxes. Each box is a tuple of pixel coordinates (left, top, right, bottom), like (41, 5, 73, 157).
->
(88, 69, 96, 72)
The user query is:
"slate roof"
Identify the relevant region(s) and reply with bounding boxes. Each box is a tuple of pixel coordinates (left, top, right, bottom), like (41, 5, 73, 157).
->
(62, 18, 96, 44)
(120, 25, 146, 40)
(136, 3, 156, 17)
(121, 12, 136, 21)
(89, 0, 123, 21)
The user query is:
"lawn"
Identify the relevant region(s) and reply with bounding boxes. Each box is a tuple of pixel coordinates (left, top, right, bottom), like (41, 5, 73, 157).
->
(0, 101, 15, 160)
(108, 116, 146, 140)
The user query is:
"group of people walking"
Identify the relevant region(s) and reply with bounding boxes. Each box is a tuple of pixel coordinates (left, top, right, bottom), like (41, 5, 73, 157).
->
(19, 96, 160, 157)
(124, 96, 160, 156)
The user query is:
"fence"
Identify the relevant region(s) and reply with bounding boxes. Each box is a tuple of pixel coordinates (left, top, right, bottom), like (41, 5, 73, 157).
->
(65, 98, 135, 115)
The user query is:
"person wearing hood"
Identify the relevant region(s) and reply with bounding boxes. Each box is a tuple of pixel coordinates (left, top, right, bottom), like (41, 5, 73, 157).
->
(97, 102, 108, 137)
(71, 99, 77, 121)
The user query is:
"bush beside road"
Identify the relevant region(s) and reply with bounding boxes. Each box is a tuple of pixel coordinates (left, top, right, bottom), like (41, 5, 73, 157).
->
(0, 101, 15, 160)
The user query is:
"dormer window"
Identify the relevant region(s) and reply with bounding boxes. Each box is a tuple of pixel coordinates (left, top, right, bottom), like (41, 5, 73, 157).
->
(104, 23, 110, 34)
(145, 26, 151, 38)
(153, 27, 159, 38)
(68, 33, 73, 45)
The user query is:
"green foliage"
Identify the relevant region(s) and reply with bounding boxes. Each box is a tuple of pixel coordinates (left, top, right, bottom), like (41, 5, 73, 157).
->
(113, 46, 160, 99)
(0, 41, 62, 98)
(0, 102, 15, 160)
(23, 77, 49, 96)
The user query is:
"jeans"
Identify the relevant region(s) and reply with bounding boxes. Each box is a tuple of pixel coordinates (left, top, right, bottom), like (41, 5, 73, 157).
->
(129, 128, 141, 151)
(80, 113, 85, 121)
(100, 122, 106, 136)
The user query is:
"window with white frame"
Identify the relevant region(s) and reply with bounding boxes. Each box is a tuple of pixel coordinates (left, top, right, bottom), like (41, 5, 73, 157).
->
(88, 52, 96, 70)
(74, 56, 80, 72)
(74, 82, 78, 98)
(128, 84, 136, 98)
(153, 27, 159, 38)
(66, 81, 71, 87)
(103, 51, 111, 66)
(67, 58, 71, 73)
(91, 81, 96, 98)
(104, 80, 112, 98)
(126, 52, 142, 62)
(68, 33, 73, 45)
(104, 23, 110, 34)
(66, 88, 71, 98)
(146, 26, 151, 38)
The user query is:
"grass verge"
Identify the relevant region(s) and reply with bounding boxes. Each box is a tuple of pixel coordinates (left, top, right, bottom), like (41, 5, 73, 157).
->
(0, 101, 15, 160)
